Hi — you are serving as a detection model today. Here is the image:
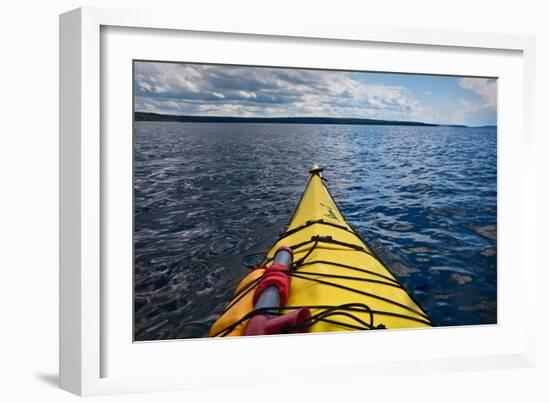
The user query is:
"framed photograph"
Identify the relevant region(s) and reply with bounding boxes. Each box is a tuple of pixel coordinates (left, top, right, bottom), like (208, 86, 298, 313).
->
(60, 7, 537, 396)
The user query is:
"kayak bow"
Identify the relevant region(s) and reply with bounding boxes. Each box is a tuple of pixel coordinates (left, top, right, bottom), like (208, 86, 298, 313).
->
(210, 165, 432, 337)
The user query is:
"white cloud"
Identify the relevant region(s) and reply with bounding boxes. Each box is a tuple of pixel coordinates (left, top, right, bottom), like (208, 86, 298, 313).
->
(134, 62, 425, 121)
(458, 78, 497, 109)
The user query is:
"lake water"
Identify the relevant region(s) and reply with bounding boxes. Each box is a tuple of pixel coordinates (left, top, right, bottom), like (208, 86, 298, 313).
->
(134, 122, 497, 341)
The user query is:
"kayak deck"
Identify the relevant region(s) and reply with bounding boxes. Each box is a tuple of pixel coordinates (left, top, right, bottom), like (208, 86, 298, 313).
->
(210, 167, 432, 337)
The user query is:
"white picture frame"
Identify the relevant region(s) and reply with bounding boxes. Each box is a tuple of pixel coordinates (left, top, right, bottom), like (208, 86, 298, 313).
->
(59, 6, 537, 396)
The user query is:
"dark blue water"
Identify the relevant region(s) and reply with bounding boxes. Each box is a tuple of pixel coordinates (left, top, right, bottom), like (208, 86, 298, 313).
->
(134, 122, 497, 341)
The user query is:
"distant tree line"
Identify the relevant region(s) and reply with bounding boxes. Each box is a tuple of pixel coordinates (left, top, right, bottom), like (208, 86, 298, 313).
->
(134, 112, 462, 127)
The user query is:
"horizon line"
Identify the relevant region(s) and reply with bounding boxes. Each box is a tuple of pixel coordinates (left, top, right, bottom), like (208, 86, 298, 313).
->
(134, 111, 497, 128)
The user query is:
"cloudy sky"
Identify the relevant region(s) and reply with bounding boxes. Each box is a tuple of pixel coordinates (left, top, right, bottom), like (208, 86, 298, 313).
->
(134, 61, 497, 126)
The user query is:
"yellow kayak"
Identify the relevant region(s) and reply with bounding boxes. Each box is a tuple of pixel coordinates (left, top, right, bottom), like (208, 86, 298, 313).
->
(210, 165, 432, 337)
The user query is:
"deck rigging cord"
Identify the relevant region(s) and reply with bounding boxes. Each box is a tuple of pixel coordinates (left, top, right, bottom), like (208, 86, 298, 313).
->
(214, 233, 433, 337)
(213, 303, 379, 337)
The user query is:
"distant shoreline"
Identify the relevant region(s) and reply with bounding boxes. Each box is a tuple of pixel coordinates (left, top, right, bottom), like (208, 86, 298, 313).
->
(134, 112, 489, 128)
